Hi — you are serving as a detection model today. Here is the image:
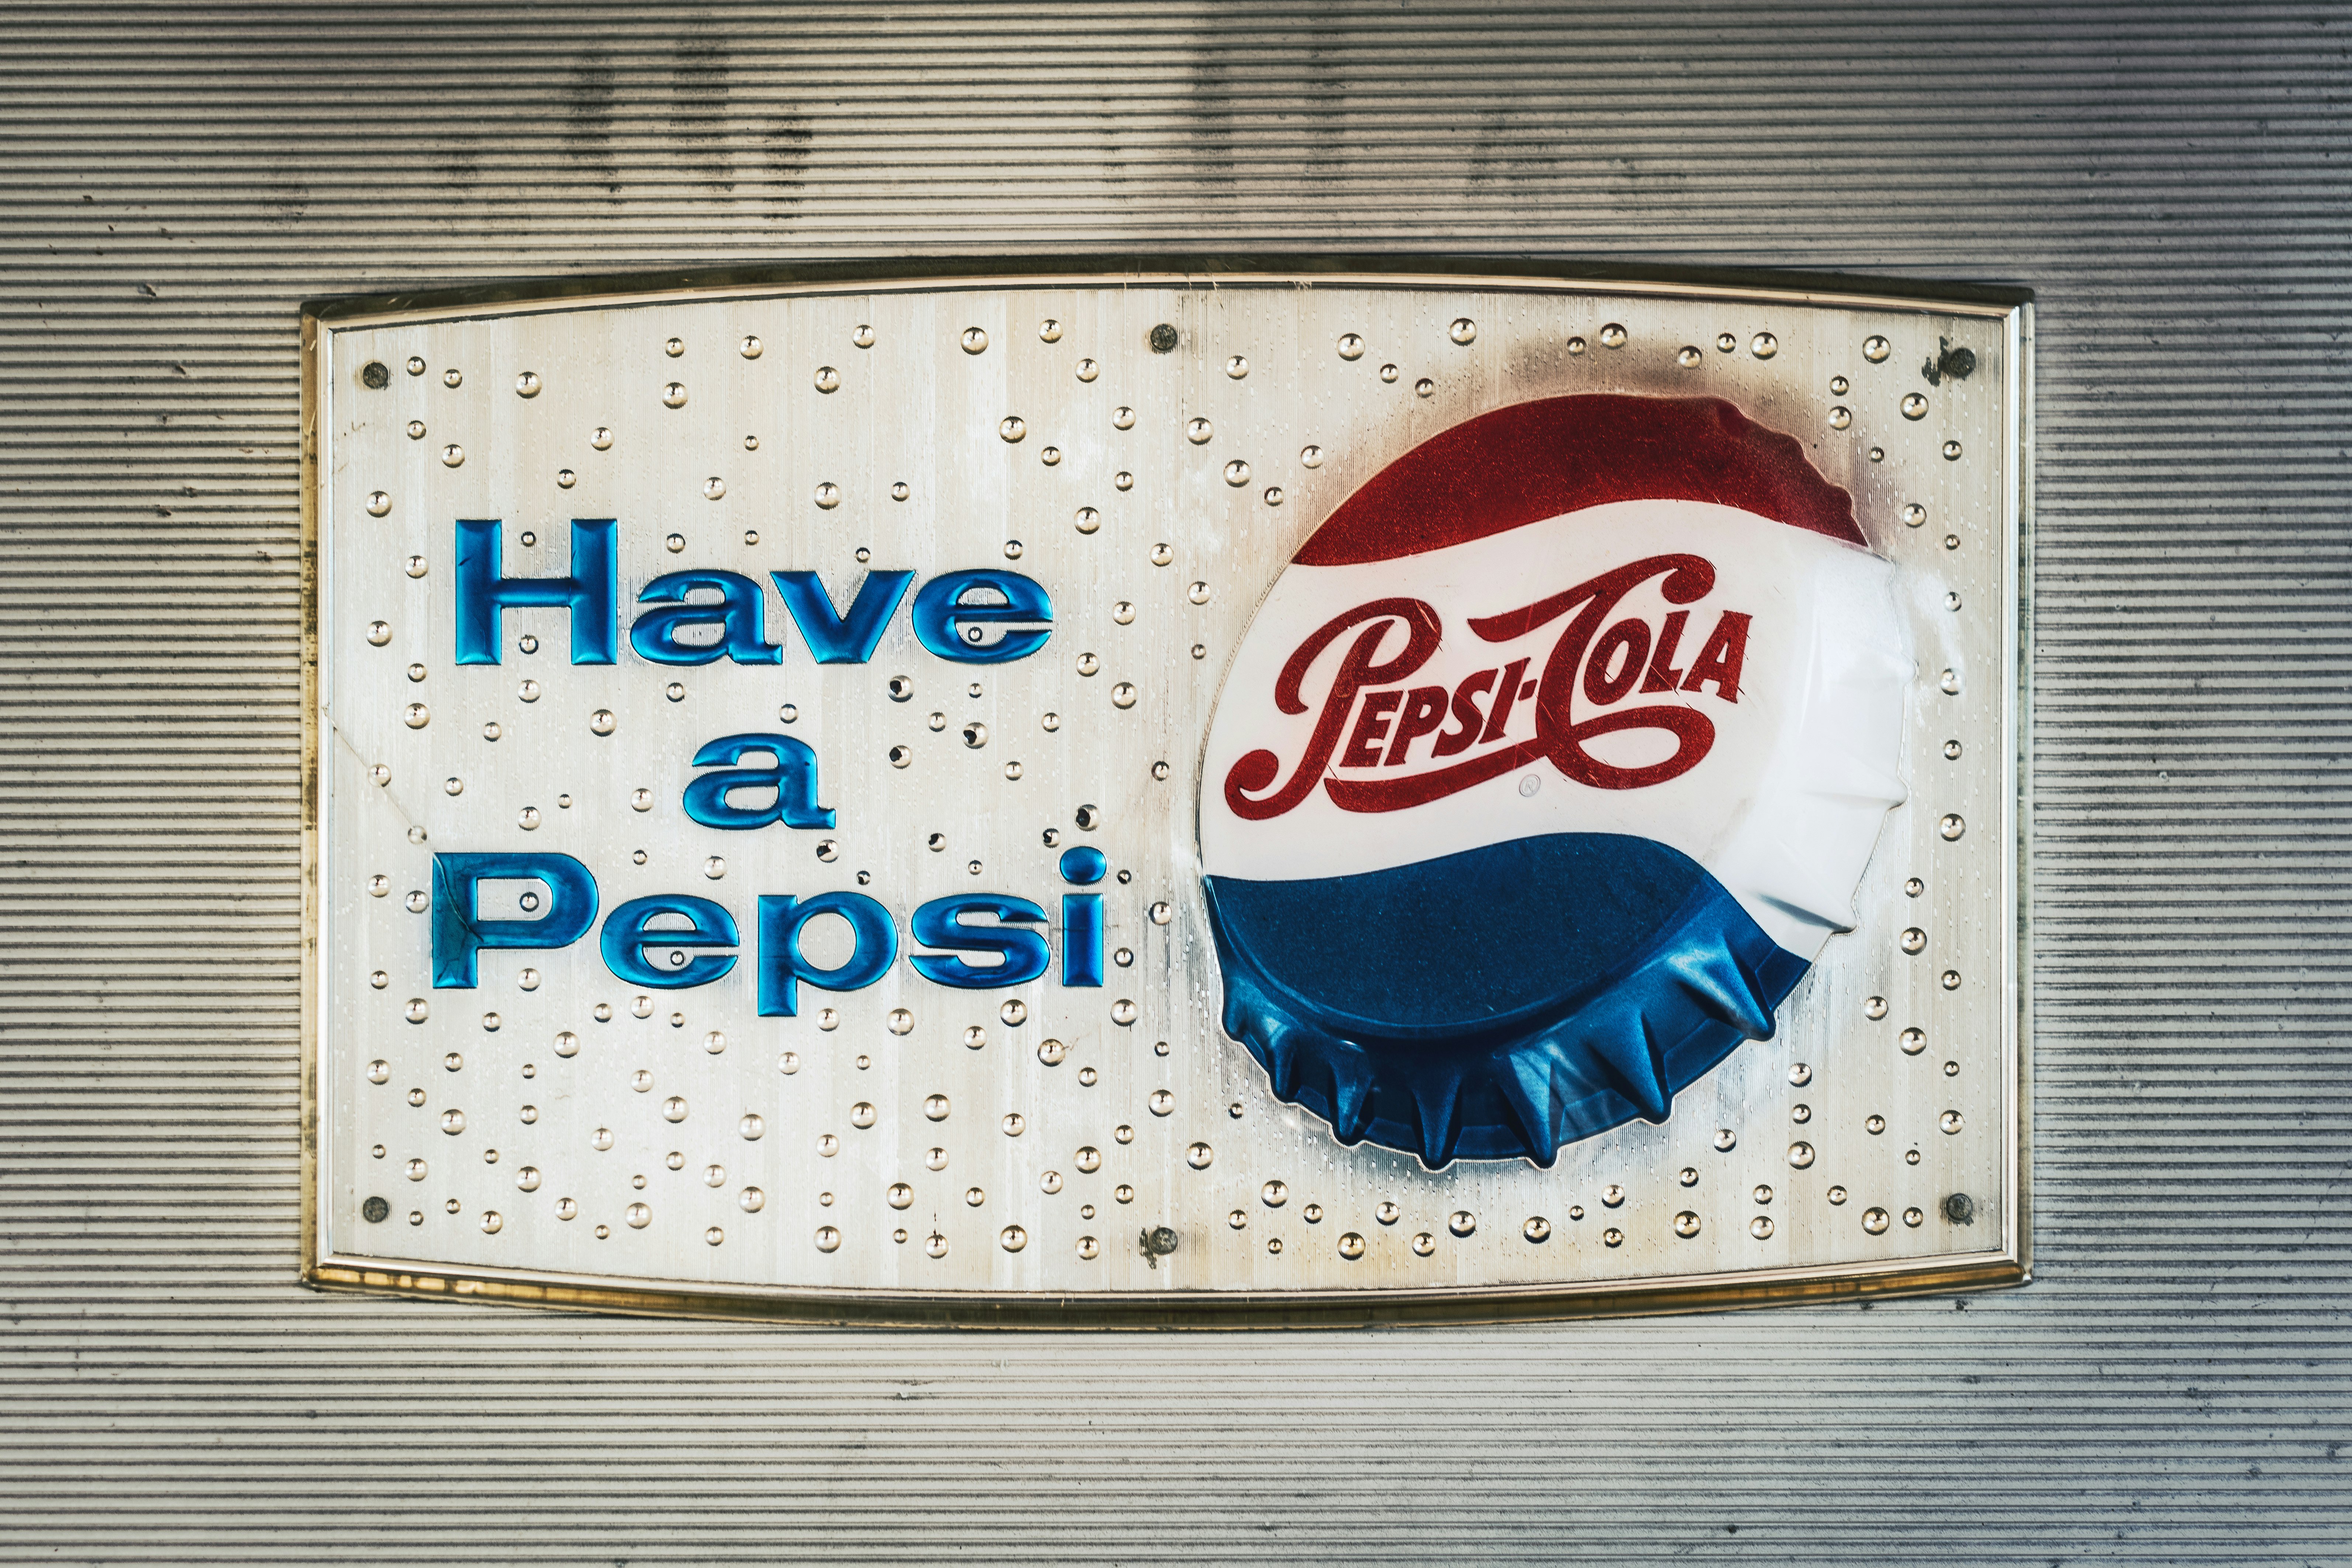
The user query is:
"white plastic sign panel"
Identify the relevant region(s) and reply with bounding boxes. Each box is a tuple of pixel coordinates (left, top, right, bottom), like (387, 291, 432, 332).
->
(302, 266, 2027, 1324)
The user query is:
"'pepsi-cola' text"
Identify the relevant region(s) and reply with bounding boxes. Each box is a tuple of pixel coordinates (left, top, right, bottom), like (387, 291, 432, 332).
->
(1223, 554, 1750, 819)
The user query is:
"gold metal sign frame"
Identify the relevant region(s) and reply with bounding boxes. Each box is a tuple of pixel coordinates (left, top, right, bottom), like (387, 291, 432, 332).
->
(301, 258, 2030, 1326)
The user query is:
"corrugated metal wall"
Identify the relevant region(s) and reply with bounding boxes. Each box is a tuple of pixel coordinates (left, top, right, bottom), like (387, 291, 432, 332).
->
(1, 3, 2344, 1561)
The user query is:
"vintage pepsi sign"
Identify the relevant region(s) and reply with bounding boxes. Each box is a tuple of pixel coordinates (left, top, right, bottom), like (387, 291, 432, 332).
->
(303, 267, 2027, 1324)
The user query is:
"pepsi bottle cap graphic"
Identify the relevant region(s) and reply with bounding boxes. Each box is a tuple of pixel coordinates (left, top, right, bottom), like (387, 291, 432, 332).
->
(1200, 394, 1910, 1168)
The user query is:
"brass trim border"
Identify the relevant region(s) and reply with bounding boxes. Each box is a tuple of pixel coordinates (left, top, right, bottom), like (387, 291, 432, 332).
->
(299, 311, 324, 1291)
(305, 1250, 2025, 1329)
(302, 252, 2033, 330)
(2007, 303, 2038, 1292)
(300, 257, 2032, 1328)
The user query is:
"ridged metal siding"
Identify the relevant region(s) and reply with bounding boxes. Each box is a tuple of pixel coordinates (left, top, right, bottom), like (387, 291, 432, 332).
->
(0, 3, 2342, 1561)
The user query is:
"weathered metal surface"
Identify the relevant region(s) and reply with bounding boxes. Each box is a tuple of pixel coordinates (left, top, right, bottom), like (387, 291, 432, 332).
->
(309, 275, 2023, 1320)
(1, 3, 2345, 1561)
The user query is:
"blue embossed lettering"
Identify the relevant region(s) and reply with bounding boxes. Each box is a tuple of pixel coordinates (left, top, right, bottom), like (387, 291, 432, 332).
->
(682, 733, 833, 830)
(911, 570, 1053, 664)
(431, 852, 600, 989)
(908, 895, 1050, 989)
(600, 895, 738, 988)
(453, 519, 617, 664)
(770, 570, 913, 664)
(756, 893, 898, 1016)
(630, 571, 781, 666)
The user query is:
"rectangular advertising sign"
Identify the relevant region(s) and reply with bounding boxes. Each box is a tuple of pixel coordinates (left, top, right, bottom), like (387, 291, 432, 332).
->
(303, 263, 2027, 1323)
